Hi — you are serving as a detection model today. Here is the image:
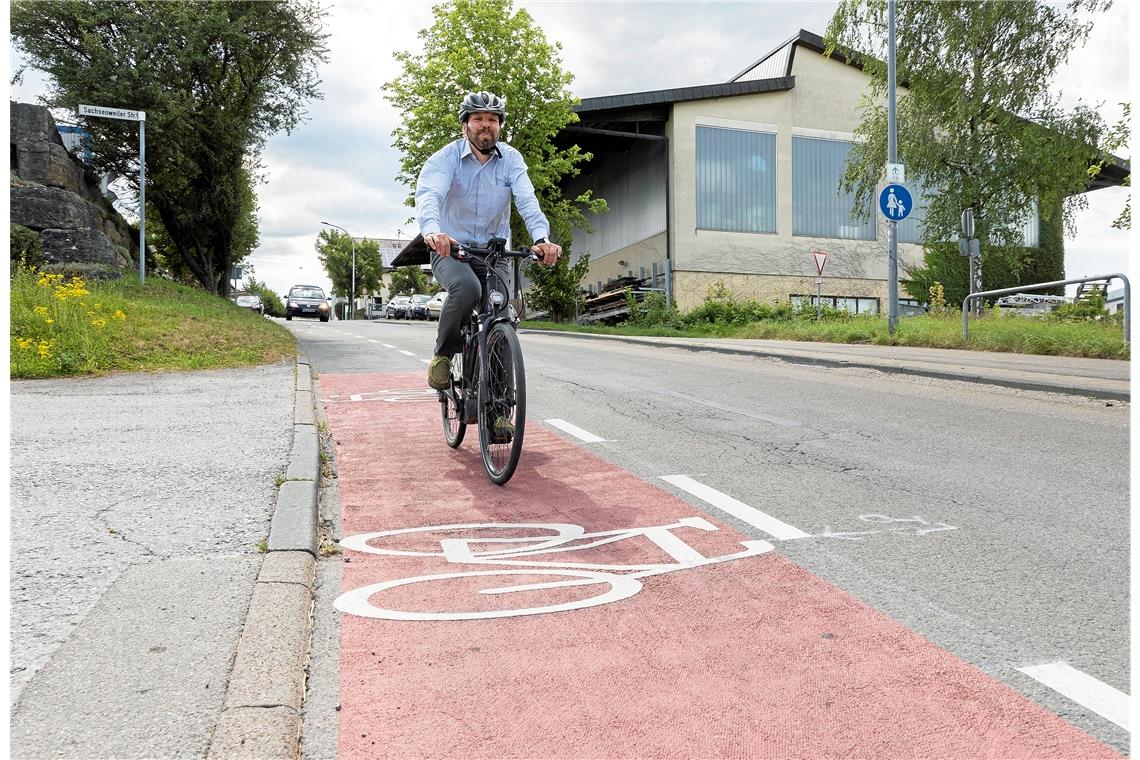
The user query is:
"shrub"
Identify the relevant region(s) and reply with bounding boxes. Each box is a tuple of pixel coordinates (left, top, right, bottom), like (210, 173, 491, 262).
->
(10, 225, 43, 269)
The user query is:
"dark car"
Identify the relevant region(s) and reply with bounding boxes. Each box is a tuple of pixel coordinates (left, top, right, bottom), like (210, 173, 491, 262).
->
(286, 285, 331, 322)
(232, 293, 264, 315)
(385, 295, 412, 319)
(408, 293, 432, 320)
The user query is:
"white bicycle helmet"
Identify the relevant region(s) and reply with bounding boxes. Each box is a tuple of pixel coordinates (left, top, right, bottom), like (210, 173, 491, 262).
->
(459, 91, 506, 124)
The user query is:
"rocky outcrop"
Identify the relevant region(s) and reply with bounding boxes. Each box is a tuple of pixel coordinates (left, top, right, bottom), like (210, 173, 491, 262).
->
(10, 102, 136, 275)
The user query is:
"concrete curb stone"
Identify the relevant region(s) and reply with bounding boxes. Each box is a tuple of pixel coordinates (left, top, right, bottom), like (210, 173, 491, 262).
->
(208, 355, 322, 759)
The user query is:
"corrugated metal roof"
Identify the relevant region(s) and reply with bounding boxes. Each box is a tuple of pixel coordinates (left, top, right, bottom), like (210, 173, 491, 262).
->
(575, 76, 795, 115)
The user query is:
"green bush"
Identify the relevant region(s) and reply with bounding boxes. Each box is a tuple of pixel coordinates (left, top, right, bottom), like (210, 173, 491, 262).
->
(624, 290, 680, 328)
(10, 224, 44, 269)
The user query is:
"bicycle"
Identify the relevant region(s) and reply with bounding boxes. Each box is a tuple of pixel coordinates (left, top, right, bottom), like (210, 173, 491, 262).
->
(334, 517, 775, 621)
(438, 237, 538, 485)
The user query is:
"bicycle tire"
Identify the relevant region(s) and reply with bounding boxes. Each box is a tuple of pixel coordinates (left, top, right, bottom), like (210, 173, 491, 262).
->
(478, 321, 525, 485)
(441, 351, 466, 447)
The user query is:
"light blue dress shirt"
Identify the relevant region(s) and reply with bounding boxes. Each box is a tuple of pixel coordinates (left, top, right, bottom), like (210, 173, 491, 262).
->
(416, 137, 550, 246)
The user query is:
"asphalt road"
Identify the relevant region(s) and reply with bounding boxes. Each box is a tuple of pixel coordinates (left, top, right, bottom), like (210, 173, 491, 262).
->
(285, 315, 1129, 756)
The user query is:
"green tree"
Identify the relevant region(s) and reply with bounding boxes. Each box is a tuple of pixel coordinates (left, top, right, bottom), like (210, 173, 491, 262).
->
(388, 266, 434, 296)
(315, 230, 384, 303)
(524, 253, 590, 322)
(1095, 103, 1131, 231)
(383, 0, 607, 254)
(826, 0, 1111, 298)
(11, 0, 328, 296)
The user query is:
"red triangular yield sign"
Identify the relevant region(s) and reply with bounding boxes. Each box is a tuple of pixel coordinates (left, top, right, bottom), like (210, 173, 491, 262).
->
(812, 249, 828, 276)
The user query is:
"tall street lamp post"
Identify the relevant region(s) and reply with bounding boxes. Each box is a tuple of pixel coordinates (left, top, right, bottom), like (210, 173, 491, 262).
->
(322, 221, 355, 319)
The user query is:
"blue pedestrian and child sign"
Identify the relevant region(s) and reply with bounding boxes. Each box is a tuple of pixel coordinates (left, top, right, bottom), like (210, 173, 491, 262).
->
(878, 183, 913, 222)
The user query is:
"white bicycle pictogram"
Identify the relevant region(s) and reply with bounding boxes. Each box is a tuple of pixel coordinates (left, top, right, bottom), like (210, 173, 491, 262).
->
(334, 517, 774, 621)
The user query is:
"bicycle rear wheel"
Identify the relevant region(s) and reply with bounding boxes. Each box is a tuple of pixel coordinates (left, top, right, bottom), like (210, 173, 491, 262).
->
(440, 352, 466, 448)
(478, 322, 525, 485)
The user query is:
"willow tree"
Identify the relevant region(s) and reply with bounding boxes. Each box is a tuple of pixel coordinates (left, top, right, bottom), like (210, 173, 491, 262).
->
(826, 0, 1113, 304)
(12, 0, 328, 295)
(383, 0, 606, 254)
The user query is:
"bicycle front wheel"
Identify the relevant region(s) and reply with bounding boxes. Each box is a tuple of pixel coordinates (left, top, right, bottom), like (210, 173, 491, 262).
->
(440, 352, 466, 448)
(478, 322, 525, 485)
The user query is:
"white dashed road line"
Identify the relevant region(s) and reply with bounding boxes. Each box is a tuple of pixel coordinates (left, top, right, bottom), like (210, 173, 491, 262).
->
(545, 419, 606, 443)
(399, 350, 416, 357)
(382, 344, 396, 349)
(659, 475, 809, 541)
(1018, 662, 1130, 731)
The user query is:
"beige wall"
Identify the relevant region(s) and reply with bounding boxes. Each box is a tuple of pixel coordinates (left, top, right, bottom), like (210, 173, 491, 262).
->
(583, 233, 667, 291)
(673, 271, 891, 313)
(669, 49, 923, 295)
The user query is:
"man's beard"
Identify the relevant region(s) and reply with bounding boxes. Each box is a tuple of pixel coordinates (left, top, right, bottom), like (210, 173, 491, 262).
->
(470, 128, 497, 152)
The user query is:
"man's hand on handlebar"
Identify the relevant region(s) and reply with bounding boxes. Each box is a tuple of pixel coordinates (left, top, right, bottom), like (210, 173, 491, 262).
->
(532, 240, 562, 266)
(424, 232, 460, 257)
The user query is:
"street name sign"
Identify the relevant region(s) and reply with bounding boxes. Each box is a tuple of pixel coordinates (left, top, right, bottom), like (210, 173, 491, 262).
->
(79, 104, 146, 121)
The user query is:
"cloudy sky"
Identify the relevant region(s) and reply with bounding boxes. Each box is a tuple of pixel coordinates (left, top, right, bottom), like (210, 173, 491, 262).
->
(9, 0, 1132, 301)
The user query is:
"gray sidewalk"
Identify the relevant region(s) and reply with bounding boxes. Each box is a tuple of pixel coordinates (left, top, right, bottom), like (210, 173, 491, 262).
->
(526, 331, 1131, 401)
(9, 358, 322, 760)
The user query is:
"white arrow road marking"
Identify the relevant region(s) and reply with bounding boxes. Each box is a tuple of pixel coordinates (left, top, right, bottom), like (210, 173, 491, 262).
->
(660, 475, 809, 541)
(545, 419, 606, 443)
(1018, 662, 1130, 731)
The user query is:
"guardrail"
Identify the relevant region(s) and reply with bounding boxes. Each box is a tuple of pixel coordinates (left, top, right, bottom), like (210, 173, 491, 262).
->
(962, 274, 1130, 344)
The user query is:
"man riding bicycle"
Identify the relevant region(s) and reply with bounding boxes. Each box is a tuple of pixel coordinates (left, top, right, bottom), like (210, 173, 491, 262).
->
(415, 90, 563, 393)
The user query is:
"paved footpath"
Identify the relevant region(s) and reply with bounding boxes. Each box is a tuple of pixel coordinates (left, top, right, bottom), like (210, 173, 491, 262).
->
(321, 370, 1123, 760)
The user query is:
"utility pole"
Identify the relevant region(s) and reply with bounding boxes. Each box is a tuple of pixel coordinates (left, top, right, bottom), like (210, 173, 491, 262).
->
(886, 0, 899, 334)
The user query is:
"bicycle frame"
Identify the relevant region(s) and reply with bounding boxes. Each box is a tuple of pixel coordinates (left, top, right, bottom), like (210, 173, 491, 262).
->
(452, 238, 529, 399)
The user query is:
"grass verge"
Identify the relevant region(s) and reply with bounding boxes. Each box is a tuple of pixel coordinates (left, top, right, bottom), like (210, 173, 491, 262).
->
(521, 312, 1129, 360)
(11, 267, 296, 378)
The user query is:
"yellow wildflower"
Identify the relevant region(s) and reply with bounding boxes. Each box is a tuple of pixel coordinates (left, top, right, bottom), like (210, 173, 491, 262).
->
(91, 318, 108, 328)
(113, 310, 127, 321)
(34, 305, 48, 316)
(37, 340, 53, 359)
(16, 338, 32, 350)
(45, 318, 54, 325)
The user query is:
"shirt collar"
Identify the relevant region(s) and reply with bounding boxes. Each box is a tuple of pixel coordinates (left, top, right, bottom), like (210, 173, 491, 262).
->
(460, 138, 502, 161)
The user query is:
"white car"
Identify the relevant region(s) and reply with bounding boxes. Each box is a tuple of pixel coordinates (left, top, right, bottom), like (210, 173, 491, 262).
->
(426, 291, 448, 321)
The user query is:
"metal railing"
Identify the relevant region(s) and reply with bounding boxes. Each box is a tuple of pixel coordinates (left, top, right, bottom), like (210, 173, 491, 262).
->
(962, 273, 1130, 344)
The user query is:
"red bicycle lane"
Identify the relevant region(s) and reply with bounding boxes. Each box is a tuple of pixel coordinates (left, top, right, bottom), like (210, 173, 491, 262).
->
(322, 372, 1120, 760)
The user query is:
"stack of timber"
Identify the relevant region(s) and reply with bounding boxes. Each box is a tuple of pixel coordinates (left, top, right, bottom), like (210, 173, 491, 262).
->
(577, 276, 659, 325)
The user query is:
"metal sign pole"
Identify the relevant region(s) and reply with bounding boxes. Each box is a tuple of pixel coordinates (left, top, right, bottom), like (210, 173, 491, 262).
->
(78, 104, 146, 283)
(886, 0, 899, 334)
(139, 118, 146, 284)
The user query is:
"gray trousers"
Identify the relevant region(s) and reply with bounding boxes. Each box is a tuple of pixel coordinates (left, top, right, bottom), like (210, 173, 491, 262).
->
(430, 251, 511, 357)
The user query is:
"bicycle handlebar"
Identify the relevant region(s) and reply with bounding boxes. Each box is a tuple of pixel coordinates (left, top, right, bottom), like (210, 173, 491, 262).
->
(449, 241, 540, 263)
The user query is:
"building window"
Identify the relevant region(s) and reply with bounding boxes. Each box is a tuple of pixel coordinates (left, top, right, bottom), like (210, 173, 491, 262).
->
(790, 294, 880, 315)
(792, 136, 875, 240)
(696, 126, 777, 234)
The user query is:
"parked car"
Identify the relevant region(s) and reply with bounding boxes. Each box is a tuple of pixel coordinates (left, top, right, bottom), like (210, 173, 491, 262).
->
(408, 293, 432, 320)
(285, 285, 331, 322)
(385, 295, 412, 320)
(232, 293, 264, 315)
(426, 291, 448, 321)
